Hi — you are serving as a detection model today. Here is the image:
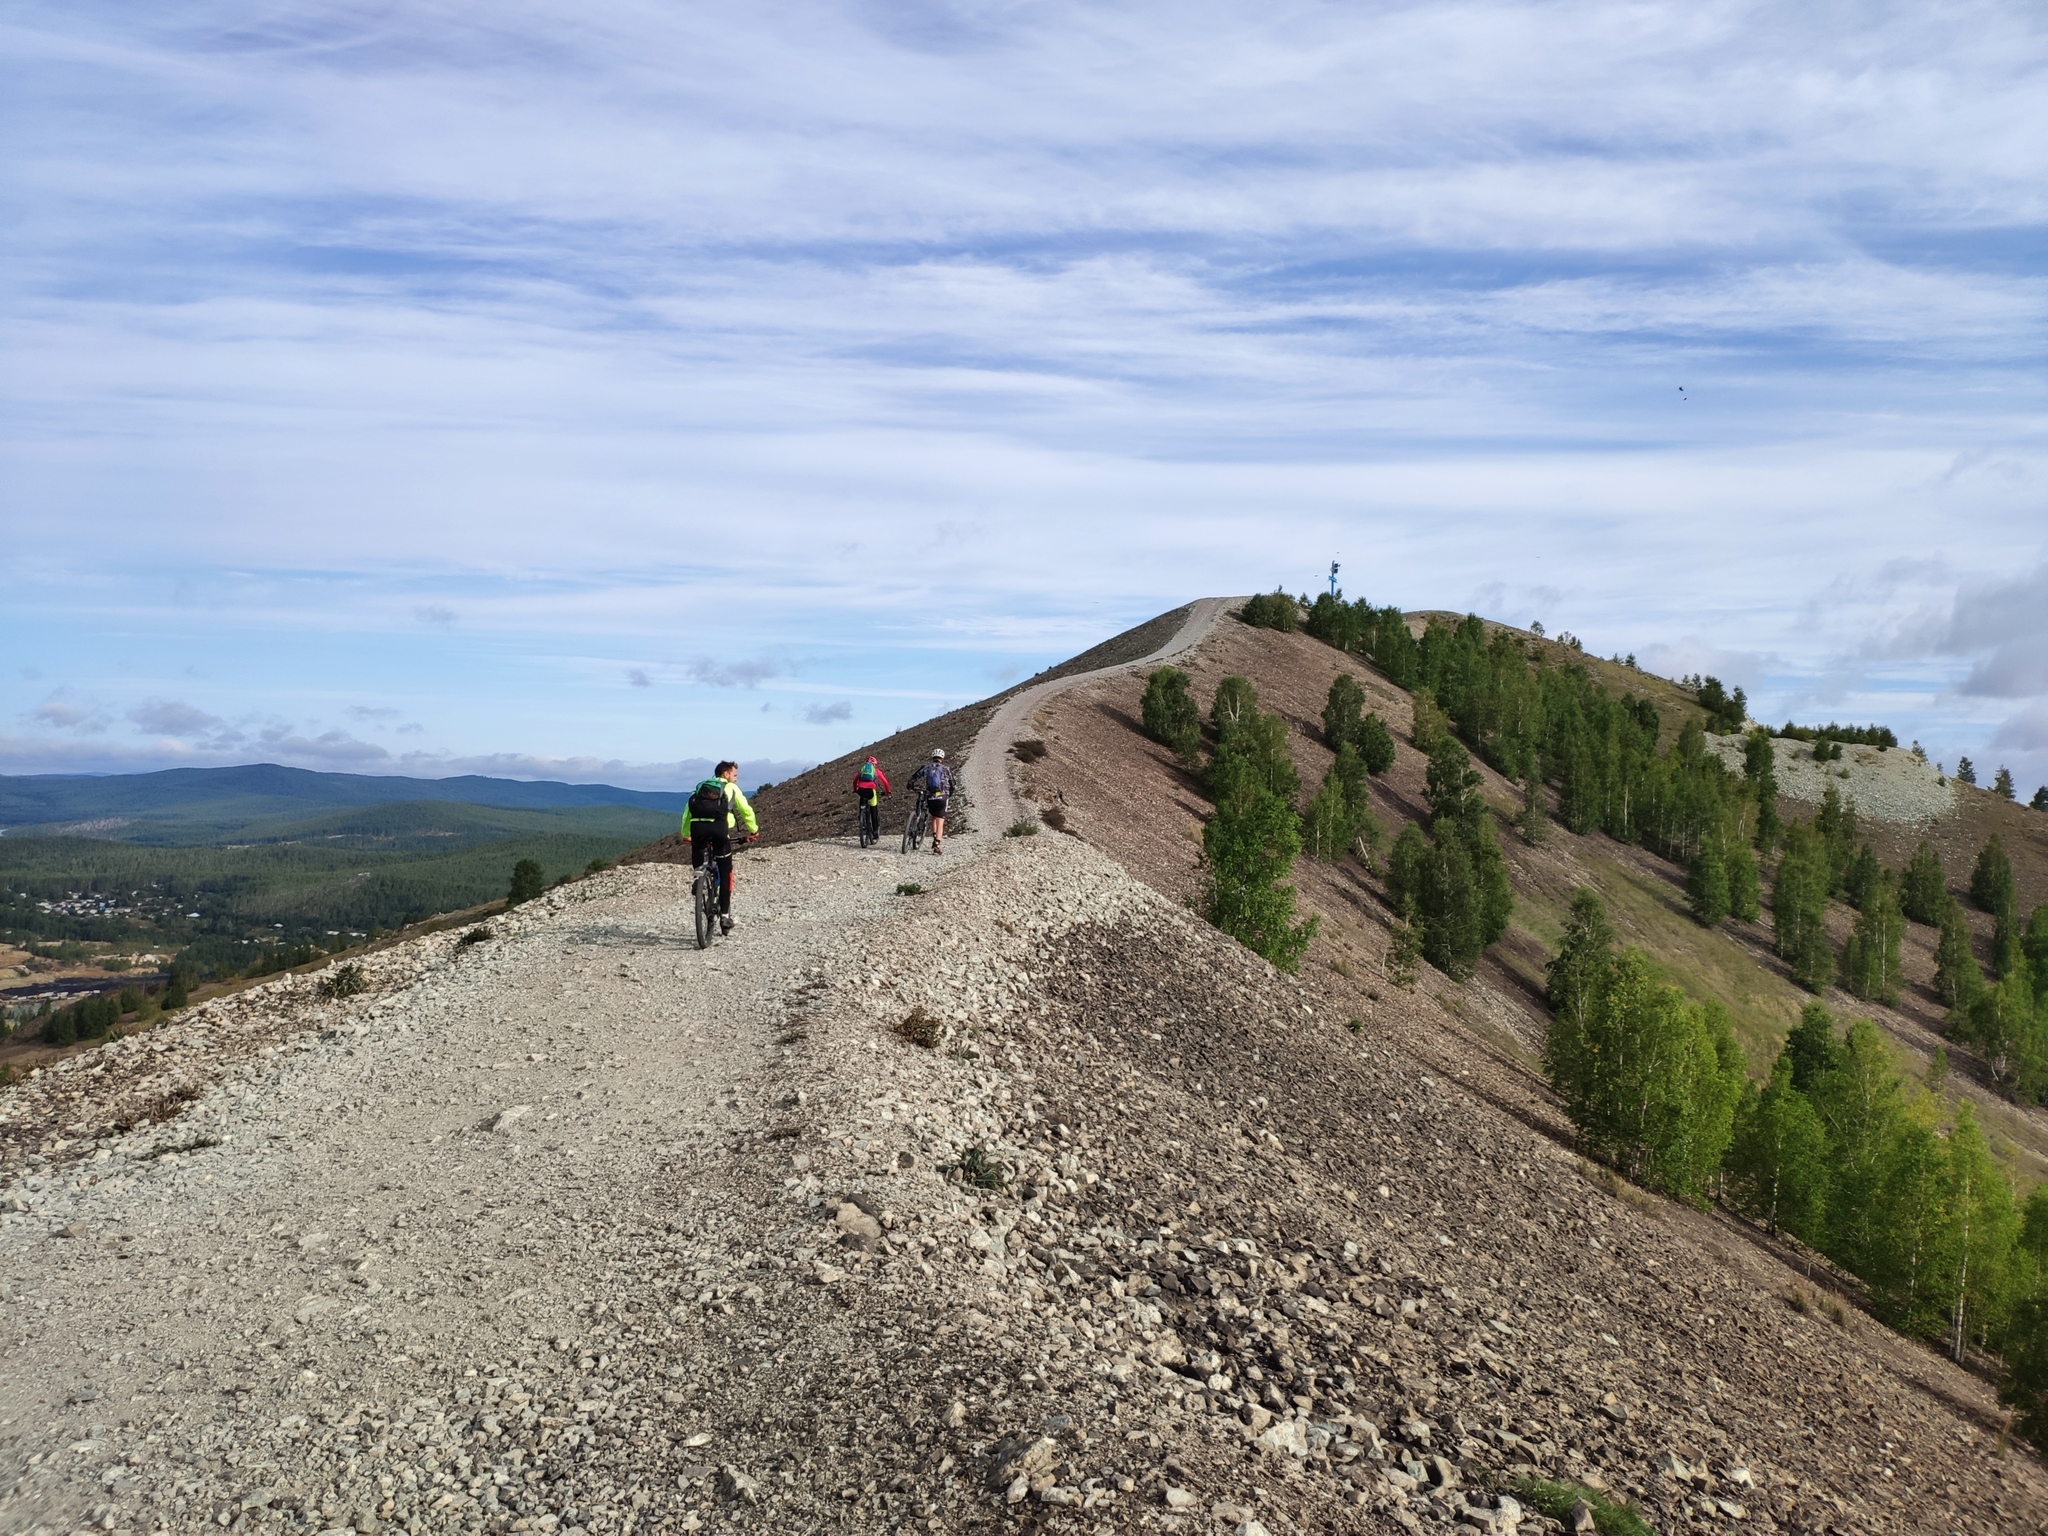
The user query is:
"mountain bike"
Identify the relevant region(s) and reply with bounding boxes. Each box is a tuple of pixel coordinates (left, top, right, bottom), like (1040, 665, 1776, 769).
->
(857, 793, 883, 848)
(691, 842, 749, 950)
(901, 795, 931, 854)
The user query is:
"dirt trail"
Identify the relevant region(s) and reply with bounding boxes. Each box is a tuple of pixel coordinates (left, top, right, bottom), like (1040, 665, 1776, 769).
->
(959, 597, 1238, 836)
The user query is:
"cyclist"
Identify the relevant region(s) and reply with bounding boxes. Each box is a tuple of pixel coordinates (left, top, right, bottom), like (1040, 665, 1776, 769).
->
(682, 760, 759, 933)
(908, 748, 954, 854)
(852, 754, 892, 845)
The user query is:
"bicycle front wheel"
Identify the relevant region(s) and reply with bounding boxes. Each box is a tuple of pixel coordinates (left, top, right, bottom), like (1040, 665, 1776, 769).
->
(901, 806, 925, 854)
(693, 870, 715, 949)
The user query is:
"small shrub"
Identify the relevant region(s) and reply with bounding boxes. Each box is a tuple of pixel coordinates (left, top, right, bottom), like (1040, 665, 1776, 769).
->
(320, 962, 368, 1000)
(44, 1010, 78, 1047)
(1786, 1287, 1812, 1315)
(1004, 819, 1039, 838)
(941, 1144, 1009, 1190)
(585, 858, 611, 874)
(1041, 806, 1068, 833)
(1346, 1018, 1363, 1035)
(457, 928, 493, 948)
(897, 1006, 942, 1048)
(1012, 738, 1048, 763)
(896, 882, 924, 896)
(162, 972, 190, 1010)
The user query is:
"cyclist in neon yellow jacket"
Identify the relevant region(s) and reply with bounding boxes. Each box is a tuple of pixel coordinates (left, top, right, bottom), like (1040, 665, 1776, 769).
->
(682, 761, 759, 933)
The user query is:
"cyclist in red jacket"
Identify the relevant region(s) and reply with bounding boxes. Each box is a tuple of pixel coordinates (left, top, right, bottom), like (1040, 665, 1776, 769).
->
(852, 756, 892, 846)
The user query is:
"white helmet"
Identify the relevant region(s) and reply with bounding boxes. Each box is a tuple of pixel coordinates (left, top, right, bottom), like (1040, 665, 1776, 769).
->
(930, 748, 946, 760)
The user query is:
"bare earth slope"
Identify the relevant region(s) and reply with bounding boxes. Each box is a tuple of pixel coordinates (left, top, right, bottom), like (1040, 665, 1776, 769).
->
(6, 602, 2046, 1536)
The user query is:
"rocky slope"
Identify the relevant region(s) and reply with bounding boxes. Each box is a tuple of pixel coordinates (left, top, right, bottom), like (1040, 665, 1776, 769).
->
(6, 602, 2046, 1536)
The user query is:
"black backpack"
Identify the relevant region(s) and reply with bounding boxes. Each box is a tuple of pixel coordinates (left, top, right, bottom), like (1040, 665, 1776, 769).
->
(688, 779, 729, 826)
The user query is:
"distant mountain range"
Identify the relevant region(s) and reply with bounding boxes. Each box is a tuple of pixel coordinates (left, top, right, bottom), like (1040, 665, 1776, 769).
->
(0, 761, 803, 838)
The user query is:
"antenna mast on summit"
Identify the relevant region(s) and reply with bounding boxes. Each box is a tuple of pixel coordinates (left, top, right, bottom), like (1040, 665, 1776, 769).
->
(1329, 559, 1340, 598)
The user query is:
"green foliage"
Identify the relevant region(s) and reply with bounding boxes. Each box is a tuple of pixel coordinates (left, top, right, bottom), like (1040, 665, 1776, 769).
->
(1321, 673, 1365, 752)
(1385, 913, 1423, 989)
(1140, 666, 1202, 762)
(1777, 720, 1898, 749)
(1842, 843, 1882, 911)
(1783, 1002, 1840, 1093)
(1355, 712, 1397, 776)
(1815, 784, 1860, 896)
(1934, 897, 1983, 1011)
(1957, 756, 1978, 786)
(2026, 905, 2048, 1006)
(507, 858, 546, 905)
(2034, 786, 2048, 812)
(1842, 877, 1904, 1005)
(1511, 1479, 1655, 1536)
(1003, 819, 1039, 838)
(1517, 772, 1549, 846)
(1542, 945, 1744, 1203)
(1772, 822, 1835, 993)
(162, 970, 189, 1010)
(1201, 785, 1318, 972)
(1727, 1058, 1829, 1238)
(1743, 728, 1781, 853)
(1954, 965, 2047, 1096)
(1544, 888, 1616, 1026)
(1901, 841, 1947, 925)
(895, 882, 923, 896)
(1686, 841, 1729, 927)
(940, 1145, 1009, 1190)
(1995, 766, 2016, 801)
(1971, 835, 2016, 916)
(1302, 758, 1380, 865)
(1386, 810, 1512, 981)
(1726, 841, 1761, 922)
(1696, 676, 1748, 733)
(1423, 736, 1483, 827)
(1409, 689, 1450, 756)
(1209, 674, 1259, 734)
(1239, 590, 1298, 631)
(320, 962, 368, 1000)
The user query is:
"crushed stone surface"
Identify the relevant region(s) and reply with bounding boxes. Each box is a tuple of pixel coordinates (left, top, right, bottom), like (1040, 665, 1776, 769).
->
(1706, 734, 1955, 825)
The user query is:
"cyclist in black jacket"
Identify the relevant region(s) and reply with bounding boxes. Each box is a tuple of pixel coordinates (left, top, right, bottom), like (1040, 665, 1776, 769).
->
(908, 749, 953, 854)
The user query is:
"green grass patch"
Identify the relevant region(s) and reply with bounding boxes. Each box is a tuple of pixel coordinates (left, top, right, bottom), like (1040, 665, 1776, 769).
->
(1514, 1478, 1656, 1536)
(896, 882, 924, 896)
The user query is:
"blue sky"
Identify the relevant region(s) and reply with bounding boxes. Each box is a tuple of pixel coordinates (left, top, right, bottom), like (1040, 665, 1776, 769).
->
(4, 1, 2046, 795)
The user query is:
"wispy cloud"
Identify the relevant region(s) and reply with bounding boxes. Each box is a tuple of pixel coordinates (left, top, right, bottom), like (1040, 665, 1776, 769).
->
(3, 1, 2046, 792)
(686, 659, 778, 689)
(128, 699, 228, 738)
(802, 701, 852, 725)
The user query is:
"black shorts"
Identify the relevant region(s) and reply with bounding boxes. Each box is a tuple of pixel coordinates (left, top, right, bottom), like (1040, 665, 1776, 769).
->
(926, 796, 949, 817)
(690, 829, 732, 866)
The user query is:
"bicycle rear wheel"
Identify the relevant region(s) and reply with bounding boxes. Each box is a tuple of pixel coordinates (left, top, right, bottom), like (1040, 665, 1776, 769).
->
(901, 803, 926, 854)
(693, 868, 715, 949)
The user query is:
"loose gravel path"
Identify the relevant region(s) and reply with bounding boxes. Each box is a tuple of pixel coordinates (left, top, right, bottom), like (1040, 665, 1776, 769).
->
(960, 598, 1238, 836)
(0, 843, 944, 1536)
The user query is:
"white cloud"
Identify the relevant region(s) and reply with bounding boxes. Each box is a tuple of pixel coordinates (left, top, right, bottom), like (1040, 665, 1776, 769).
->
(127, 698, 227, 737)
(802, 701, 853, 725)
